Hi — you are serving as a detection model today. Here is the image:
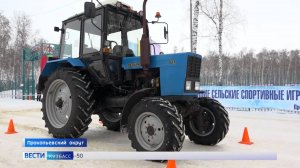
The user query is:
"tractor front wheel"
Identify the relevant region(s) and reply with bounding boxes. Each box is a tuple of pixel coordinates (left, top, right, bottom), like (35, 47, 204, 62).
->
(128, 98, 185, 151)
(184, 97, 230, 145)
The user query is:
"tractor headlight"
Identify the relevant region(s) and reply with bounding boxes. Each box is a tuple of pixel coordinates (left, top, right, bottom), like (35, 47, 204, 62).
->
(195, 81, 200, 91)
(185, 81, 192, 90)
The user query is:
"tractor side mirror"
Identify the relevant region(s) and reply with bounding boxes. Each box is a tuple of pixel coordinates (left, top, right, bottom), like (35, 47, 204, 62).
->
(54, 27, 60, 32)
(164, 26, 168, 40)
(84, 2, 96, 19)
(148, 12, 168, 43)
(54, 26, 65, 33)
(148, 22, 169, 45)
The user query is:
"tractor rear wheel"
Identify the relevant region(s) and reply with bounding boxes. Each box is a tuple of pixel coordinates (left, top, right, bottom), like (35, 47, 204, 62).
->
(184, 97, 229, 145)
(42, 68, 96, 138)
(128, 97, 185, 151)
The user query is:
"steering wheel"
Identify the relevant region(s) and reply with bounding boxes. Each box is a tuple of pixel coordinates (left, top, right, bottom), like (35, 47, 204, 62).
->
(106, 40, 118, 49)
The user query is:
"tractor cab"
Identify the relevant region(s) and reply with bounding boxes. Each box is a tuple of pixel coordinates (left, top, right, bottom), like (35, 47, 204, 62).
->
(57, 2, 142, 59)
(55, 1, 144, 85)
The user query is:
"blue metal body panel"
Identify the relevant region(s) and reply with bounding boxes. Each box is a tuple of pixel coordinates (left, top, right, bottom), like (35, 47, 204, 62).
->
(41, 52, 201, 96)
(41, 58, 86, 77)
(122, 52, 202, 96)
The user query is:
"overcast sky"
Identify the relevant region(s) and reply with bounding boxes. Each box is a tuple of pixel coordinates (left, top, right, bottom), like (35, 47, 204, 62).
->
(1, 0, 300, 55)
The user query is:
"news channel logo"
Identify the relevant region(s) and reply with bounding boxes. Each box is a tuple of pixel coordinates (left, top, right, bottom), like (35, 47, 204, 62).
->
(23, 151, 74, 160)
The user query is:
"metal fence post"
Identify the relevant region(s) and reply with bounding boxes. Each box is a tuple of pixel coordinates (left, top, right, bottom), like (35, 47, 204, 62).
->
(32, 59, 35, 100)
(22, 49, 25, 100)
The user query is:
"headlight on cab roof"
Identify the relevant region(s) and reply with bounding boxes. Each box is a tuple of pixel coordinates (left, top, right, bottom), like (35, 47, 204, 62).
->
(195, 81, 200, 91)
(185, 81, 192, 90)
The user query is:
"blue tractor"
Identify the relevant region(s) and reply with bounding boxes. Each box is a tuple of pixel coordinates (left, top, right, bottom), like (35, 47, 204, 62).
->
(37, 0, 229, 152)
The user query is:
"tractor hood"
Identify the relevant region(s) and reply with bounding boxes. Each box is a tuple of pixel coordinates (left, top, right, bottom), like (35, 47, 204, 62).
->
(122, 52, 202, 96)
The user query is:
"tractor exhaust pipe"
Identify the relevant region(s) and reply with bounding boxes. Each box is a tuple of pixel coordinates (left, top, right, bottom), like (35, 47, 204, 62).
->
(140, 0, 151, 72)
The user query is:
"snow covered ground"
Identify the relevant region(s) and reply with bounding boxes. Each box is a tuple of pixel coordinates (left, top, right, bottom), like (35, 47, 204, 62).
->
(0, 98, 299, 168)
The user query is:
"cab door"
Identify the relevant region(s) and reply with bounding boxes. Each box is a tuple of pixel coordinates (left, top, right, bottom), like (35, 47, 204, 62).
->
(82, 14, 102, 58)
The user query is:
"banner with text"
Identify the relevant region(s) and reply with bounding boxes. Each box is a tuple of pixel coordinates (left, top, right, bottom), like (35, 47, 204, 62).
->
(199, 86, 300, 111)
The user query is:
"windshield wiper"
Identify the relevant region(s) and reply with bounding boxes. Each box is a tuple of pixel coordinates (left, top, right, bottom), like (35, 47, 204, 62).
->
(91, 19, 102, 32)
(88, 33, 93, 48)
(91, 0, 103, 32)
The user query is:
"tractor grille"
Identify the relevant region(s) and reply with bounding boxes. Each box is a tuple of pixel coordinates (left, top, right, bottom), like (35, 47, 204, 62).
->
(186, 56, 201, 79)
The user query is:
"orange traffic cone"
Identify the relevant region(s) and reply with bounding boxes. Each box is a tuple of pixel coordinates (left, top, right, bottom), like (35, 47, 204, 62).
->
(239, 127, 253, 145)
(5, 119, 18, 134)
(166, 160, 176, 168)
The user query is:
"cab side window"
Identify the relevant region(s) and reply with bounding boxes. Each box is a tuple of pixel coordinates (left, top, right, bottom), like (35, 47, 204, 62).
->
(62, 20, 81, 58)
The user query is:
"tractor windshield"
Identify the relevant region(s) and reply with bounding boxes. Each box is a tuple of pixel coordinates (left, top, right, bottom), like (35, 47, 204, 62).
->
(107, 11, 142, 56)
(83, 15, 102, 54)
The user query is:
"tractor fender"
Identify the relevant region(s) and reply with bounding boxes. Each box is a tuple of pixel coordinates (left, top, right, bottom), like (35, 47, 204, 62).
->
(37, 58, 86, 93)
(121, 88, 156, 130)
(41, 58, 85, 77)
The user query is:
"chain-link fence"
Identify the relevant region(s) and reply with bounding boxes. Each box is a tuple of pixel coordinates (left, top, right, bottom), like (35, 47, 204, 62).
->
(0, 80, 22, 99)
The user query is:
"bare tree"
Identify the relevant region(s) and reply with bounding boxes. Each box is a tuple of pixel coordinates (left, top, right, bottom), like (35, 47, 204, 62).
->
(0, 11, 49, 96)
(201, 49, 300, 86)
(0, 13, 11, 53)
(14, 13, 31, 51)
(0, 12, 12, 80)
(13, 13, 32, 82)
(197, 0, 238, 85)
